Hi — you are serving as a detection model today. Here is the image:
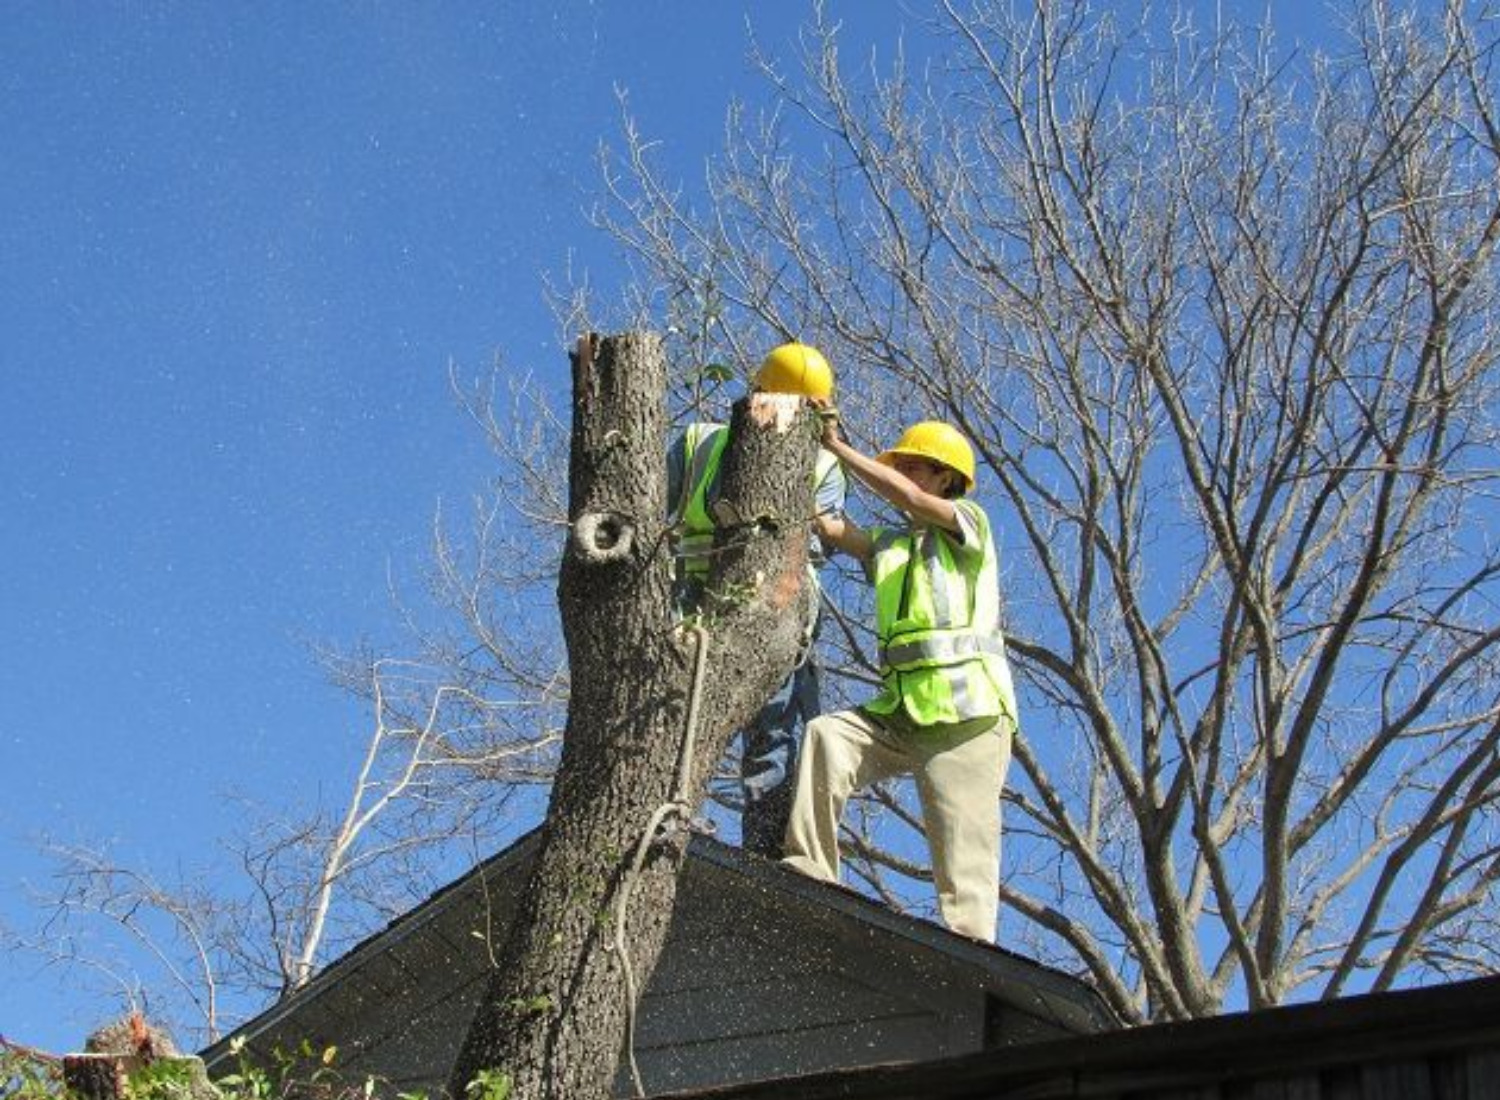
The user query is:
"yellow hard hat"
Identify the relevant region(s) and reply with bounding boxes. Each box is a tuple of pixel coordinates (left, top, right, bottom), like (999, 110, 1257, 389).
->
(877, 421, 977, 494)
(754, 342, 834, 399)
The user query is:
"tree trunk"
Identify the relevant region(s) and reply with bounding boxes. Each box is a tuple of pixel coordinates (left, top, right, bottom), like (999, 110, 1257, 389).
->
(447, 331, 818, 1100)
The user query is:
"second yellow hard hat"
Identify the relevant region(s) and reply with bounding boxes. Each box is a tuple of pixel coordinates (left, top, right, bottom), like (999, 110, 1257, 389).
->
(877, 421, 977, 493)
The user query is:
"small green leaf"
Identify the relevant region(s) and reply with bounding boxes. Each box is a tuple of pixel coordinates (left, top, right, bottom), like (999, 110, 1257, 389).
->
(465, 1068, 514, 1100)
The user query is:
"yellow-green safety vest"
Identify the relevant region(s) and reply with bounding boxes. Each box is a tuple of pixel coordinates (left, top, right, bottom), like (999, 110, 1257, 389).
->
(675, 423, 734, 577)
(674, 422, 839, 579)
(865, 501, 1018, 728)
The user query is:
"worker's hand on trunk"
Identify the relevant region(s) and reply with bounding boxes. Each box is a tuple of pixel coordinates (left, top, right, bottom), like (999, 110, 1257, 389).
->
(809, 396, 841, 447)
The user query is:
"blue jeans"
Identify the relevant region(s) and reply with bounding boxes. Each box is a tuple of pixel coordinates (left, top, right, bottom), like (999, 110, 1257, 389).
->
(675, 574, 821, 856)
(740, 651, 822, 857)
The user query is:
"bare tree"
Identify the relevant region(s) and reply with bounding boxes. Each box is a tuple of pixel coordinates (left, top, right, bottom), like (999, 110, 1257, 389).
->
(13, 650, 532, 1046)
(589, 0, 1500, 1023)
(10, 844, 234, 1041)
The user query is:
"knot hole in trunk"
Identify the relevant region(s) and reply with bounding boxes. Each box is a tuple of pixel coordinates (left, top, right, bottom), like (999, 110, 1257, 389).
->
(573, 511, 634, 564)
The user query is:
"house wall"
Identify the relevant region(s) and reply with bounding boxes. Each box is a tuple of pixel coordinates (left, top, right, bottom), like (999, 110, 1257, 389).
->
(209, 845, 1100, 1098)
(623, 857, 993, 1095)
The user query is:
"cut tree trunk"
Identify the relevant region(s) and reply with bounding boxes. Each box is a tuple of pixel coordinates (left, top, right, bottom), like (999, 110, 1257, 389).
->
(447, 331, 819, 1100)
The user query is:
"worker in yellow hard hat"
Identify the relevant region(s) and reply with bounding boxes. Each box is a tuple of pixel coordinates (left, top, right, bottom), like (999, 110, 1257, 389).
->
(782, 410, 1018, 943)
(667, 341, 846, 856)
(751, 340, 835, 401)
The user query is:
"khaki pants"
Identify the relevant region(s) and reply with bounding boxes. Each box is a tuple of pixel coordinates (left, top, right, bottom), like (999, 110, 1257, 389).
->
(782, 708, 1013, 942)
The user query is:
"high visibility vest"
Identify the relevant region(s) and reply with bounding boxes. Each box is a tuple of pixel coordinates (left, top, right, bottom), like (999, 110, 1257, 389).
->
(675, 423, 734, 578)
(865, 500, 1018, 728)
(673, 422, 840, 579)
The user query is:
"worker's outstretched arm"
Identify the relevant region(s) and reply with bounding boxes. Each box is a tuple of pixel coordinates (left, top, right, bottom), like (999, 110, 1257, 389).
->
(813, 512, 872, 565)
(813, 401, 961, 534)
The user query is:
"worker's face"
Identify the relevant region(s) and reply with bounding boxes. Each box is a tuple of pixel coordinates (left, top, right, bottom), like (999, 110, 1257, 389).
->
(892, 454, 959, 498)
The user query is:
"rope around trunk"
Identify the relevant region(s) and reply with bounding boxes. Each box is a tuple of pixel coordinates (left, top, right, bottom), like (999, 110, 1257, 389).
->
(612, 621, 710, 1097)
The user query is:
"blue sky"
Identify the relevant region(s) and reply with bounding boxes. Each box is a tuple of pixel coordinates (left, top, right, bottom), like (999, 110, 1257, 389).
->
(0, 0, 934, 1054)
(0, 0, 1359, 1054)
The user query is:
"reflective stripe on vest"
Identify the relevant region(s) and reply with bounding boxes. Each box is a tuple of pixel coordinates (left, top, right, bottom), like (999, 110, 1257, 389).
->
(880, 632, 1009, 669)
(868, 511, 1017, 726)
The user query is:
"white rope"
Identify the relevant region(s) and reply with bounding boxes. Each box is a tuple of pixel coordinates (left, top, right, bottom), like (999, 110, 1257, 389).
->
(614, 621, 710, 1098)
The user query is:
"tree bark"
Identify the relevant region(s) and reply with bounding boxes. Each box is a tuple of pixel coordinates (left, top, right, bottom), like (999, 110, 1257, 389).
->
(447, 331, 818, 1099)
